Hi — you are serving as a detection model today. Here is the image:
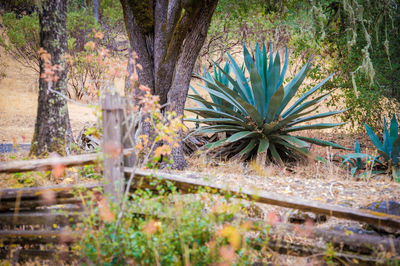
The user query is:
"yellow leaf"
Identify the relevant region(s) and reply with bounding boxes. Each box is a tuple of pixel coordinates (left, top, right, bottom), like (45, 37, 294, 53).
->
(345, 229, 354, 236)
(218, 225, 241, 250)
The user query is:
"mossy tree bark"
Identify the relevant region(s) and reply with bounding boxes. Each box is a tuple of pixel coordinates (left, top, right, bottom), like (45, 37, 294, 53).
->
(120, 0, 218, 169)
(30, 0, 71, 157)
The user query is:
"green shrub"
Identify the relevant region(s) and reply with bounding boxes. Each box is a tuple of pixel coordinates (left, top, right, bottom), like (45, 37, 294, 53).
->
(76, 186, 271, 265)
(0, 12, 40, 71)
(67, 10, 98, 53)
(186, 43, 346, 163)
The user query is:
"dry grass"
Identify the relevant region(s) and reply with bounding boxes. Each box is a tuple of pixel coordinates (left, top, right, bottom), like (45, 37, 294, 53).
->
(0, 48, 96, 144)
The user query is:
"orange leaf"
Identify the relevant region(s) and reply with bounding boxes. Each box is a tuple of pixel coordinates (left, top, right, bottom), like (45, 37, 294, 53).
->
(142, 220, 161, 237)
(49, 152, 66, 179)
(97, 197, 115, 223)
(218, 245, 236, 264)
(85, 41, 96, 51)
(94, 30, 104, 39)
(266, 211, 281, 225)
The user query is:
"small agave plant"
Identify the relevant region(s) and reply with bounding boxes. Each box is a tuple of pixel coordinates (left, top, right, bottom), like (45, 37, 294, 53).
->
(341, 140, 383, 177)
(185, 43, 346, 163)
(364, 114, 400, 181)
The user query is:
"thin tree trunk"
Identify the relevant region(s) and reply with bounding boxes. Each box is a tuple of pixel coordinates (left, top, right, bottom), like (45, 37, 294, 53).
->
(93, 0, 100, 24)
(30, 0, 71, 156)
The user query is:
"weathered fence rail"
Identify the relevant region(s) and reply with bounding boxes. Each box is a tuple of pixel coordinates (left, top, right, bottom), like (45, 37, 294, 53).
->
(1, 92, 399, 263)
(0, 149, 134, 174)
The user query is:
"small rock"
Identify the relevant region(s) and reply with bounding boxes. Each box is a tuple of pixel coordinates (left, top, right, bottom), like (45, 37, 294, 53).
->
(286, 209, 327, 224)
(333, 225, 378, 236)
(364, 200, 400, 216)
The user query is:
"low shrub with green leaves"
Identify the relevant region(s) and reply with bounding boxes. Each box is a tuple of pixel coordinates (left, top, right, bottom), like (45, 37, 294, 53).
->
(186, 43, 346, 163)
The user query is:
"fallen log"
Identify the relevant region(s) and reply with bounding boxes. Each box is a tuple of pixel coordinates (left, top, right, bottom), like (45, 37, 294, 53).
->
(250, 238, 385, 265)
(255, 221, 400, 255)
(130, 169, 400, 230)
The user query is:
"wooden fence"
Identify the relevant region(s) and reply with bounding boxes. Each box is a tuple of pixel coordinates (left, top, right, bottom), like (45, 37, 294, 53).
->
(0, 92, 400, 263)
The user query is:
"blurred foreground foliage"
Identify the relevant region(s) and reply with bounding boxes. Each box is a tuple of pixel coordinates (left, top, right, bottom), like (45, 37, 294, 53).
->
(75, 183, 278, 265)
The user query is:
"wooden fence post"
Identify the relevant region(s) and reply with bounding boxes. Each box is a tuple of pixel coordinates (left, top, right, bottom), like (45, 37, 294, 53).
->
(102, 92, 123, 202)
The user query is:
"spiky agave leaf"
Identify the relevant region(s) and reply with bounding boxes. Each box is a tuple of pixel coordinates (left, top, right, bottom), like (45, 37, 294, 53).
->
(185, 43, 346, 163)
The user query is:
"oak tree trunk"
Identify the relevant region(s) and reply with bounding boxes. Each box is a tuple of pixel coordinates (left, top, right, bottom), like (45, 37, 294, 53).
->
(30, 0, 71, 156)
(121, 0, 218, 169)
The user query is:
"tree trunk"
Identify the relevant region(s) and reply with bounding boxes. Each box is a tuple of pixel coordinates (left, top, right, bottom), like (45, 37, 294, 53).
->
(30, 0, 71, 156)
(93, 0, 100, 23)
(121, 0, 218, 169)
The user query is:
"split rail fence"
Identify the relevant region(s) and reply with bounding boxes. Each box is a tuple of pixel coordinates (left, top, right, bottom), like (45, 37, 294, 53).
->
(0, 92, 399, 263)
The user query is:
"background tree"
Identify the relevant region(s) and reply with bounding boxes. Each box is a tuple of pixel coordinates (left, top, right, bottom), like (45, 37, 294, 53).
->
(92, 0, 100, 23)
(120, 0, 219, 169)
(30, 0, 71, 156)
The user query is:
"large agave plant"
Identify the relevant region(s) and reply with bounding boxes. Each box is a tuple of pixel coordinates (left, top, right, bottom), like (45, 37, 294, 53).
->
(185, 43, 346, 163)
